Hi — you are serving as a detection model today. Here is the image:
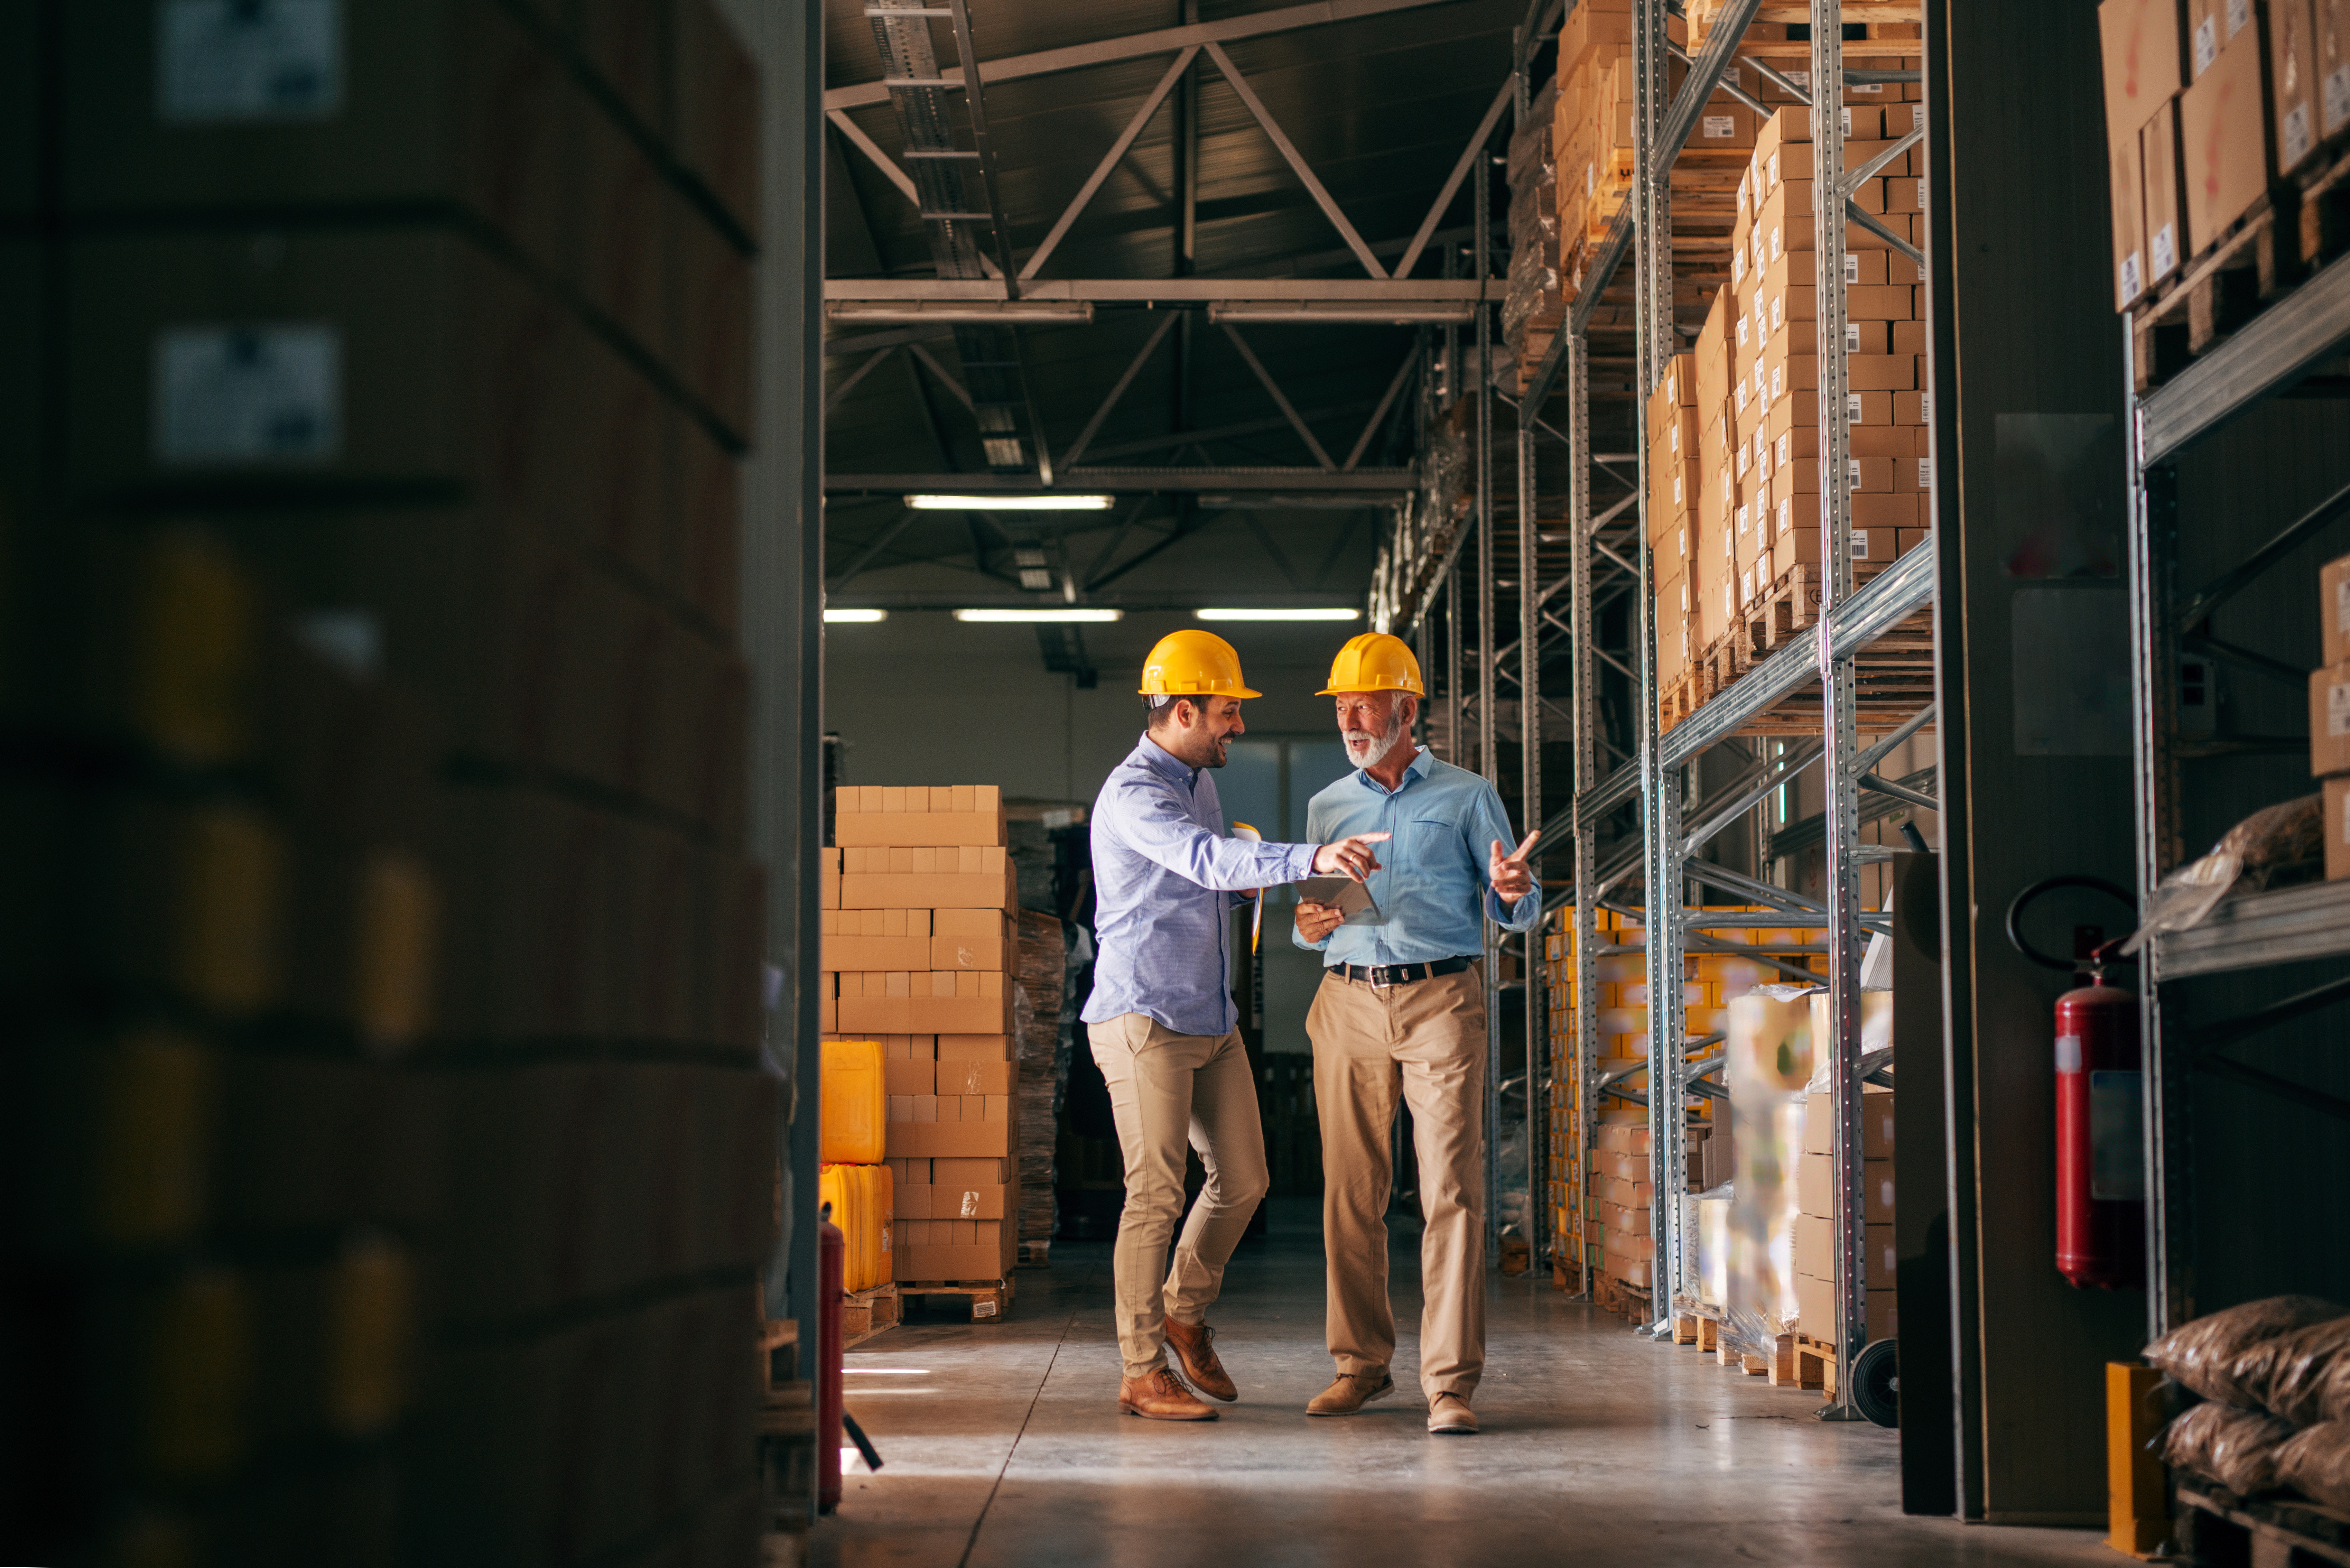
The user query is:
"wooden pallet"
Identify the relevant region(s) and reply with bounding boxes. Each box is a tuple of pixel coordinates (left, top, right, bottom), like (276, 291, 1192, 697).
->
(1657, 560, 1935, 738)
(899, 1276, 1015, 1323)
(2174, 1483, 2350, 1568)
(1792, 1332, 1839, 1395)
(2300, 139, 2350, 269)
(1592, 1270, 1653, 1321)
(2130, 199, 2304, 393)
(841, 1282, 900, 1348)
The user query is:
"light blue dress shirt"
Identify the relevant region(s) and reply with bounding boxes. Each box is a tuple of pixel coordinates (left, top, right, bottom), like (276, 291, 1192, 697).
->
(1294, 745, 1540, 966)
(1082, 735, 1320, 1037)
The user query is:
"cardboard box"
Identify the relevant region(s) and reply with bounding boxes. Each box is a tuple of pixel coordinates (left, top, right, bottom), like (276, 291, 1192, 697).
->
(937, 1033, 1015, 1061)
(884, 1059, 932, 1095)
(2327, 775, 2350, 880)
(898, 1180, 1012, 1222)
(2323, 0, 2350, 137)
(2100, 0, 2188, 145)
(1797, 1152, 1897, 1223)
(2141, 101, 2185, 286)
(885, 1111, 1016, 1159)
(2188, 0, 2259, 75)
(1803, 1086, 1896, 1157)
(935, 1156, 1015, 1185)
(2180, 27, 2271, 255)
(934, 1058, 1015, 1096)
(837, 970, 1009, 1035)
(1795, 1213, 1896, 1288)
(2110, 124, 2151, 308)
(897, 1243, 1013, 1284)
(931, 908, 1011, 970)
(1795, 1268, 1897, 1342)
(2322, 554, 2350, 665)
(2273, 0, 2324, 171)
(2311, 661, 2350, 775)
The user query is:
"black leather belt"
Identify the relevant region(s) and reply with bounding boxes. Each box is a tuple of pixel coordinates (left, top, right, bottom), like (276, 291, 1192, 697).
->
(1336, 956, 1480, 988)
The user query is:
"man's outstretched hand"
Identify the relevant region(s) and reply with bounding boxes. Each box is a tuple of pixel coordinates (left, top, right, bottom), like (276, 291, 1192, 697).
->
(1312, 832, 1389, 882)
(1489, 831, 1540, 901)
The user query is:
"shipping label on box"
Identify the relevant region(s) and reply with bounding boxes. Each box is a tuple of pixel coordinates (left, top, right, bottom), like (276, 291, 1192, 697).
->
(2143, 99, 2184, 283)
(2111, 130, 2149, 308)
(2273, 0, 2323, 171)
(2310, 661, 2350, 775)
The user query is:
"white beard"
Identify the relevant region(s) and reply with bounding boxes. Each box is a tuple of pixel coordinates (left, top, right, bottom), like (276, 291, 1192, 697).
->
(1344, 711, 1410, 769)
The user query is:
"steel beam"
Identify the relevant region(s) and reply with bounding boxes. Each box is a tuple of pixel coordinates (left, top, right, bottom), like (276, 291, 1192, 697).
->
(824, 467, 1414, 493)
(825, 277, 1497, 301)
(1020, 48, 1200, 281)
(1204, 42, 1388, 278)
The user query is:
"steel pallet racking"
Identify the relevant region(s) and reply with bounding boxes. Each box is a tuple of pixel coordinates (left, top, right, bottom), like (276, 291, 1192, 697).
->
(1375, 0, 1943, 1418)
(2125, 246, 2350, 1344)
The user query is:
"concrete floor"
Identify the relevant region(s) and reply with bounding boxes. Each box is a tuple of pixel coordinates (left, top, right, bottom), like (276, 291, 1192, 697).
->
(813, 1201, 2113, 1568)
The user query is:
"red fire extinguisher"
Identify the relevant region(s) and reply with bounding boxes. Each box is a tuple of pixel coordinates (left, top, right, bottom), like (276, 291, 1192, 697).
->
(2005, 877, 2145, 1291)
(818, 1202, 845, 1514)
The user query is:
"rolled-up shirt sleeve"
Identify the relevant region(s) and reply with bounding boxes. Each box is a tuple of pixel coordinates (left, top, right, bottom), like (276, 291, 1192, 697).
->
(1105, 775, 1317, 892)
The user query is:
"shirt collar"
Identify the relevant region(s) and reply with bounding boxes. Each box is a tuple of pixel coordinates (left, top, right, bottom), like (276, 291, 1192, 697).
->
(1135, 733, 1200, 787)
(1356, 745, 1433, 797)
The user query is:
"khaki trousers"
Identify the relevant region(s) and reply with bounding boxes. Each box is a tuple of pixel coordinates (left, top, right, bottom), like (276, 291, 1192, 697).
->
(1307, 966, 1486, 1403)
(1087, 1014, 1270, 1380)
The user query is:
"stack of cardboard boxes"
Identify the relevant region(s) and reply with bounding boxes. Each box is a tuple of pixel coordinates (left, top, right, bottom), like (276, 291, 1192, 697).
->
(820, 787, 1021, 1288)
(1792, 1080, 1899, 1346)
(8, 3, 775, 1559)
(2311, 555, 2350, 877)
(2100, 0, 2344, 318)
(1505, 74, 1565, 385)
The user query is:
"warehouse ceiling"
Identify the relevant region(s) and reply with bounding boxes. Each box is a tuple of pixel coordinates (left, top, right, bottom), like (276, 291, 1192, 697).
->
(820, 0, 1526, 670)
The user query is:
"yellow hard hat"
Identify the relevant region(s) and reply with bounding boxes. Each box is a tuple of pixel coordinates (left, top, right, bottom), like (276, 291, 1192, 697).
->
(1138, 628, 1260, 699)
(1317, 631, 1424, 697)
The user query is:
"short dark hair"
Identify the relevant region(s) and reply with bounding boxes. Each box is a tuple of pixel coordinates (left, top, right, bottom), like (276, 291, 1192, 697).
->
(1145, 693, 1222, 729)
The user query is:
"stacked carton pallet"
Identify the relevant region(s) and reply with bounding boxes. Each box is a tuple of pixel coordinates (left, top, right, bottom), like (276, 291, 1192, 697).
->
(6, 4, 773, 1559)
(2310, 554, 2350, 880)
(1505, 74, 1564, 384)
(1543, 906, 1808, 1300)
(2101, 0, 2350, 389)
(1792, 1078, 1899, 1350)
(1653, 102, 1935, 729)
(820, 787, 1020, 1292)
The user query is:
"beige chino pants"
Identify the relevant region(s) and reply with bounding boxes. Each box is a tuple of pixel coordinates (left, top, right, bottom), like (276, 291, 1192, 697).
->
(1307, 966, 1486, 1403)
(1087, 1014, 1270, 1380)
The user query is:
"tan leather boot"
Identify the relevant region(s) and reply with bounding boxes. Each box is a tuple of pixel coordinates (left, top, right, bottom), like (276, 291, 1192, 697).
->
(1119, 1368, 1218, 1421)
(1162, 1317, 1237, 1403)
(1427, 1393, 1479, 1434)
(1305, 1369, 1394, 1416)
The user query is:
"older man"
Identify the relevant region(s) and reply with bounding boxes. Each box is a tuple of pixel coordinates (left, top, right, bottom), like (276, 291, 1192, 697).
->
(1292, 632, 1539, 1436)
(1084, 628, 1390, 1422)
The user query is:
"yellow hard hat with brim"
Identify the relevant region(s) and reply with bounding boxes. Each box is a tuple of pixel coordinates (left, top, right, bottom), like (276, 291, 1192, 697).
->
(1317, 631, 1424, 697)
(1139, 628, 1260, 699)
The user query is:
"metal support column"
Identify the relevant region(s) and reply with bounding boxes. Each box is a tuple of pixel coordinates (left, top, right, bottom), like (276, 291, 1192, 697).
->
(1475, 143, 1505, 1263)
(1809, 0, 1870, 1421)
(1568, 331, 1598, 1298)
(1633, 0, 1685, 1332)
(1519, 379, 1546, 1281)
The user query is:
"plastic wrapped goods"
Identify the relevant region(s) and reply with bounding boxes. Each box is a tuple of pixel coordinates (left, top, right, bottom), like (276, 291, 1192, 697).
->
(2123, 796, 2324, 953)
(2276, 1421, 2350, 1512)
(2145, 1295, 2346, 1406)
(2162, 1401, 2295, 1494)
(1725, 987, 1815, 1358)
(2252, 1316, 2350, 1427)
(1695, 1181, 1733, 1308)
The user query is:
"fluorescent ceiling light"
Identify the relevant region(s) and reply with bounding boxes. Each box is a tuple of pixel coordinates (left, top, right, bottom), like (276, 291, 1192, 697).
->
(824, 607, 888, 623)
(1207, 301, 1476, 326)
(954, 607, 1123, 623)
(1196, 607, 1361, 622)
(826, 300, 1095, 325)
(907, 493, 1114, 511)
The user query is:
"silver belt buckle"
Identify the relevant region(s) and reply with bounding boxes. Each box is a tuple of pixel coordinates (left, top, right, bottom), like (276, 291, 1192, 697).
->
(1367, 965, 1393, 990)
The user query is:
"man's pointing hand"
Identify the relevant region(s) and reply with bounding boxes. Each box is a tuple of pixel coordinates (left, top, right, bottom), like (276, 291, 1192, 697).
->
(1312, 832, 1390, 883)
(1489, 831, 1539, 901)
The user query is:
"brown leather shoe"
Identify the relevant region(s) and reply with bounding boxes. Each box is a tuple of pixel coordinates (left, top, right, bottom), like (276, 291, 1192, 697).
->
(1162, 1317, 1237, 1403)
(1427, 1393, 1479, 1435)
(1306, 1369, 1395, 1416)
(1119, 1368, 1218, 1421)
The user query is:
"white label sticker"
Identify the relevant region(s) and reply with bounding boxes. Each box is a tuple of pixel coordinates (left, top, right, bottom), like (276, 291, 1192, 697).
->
(1767, 151, 1781, 187)
(2055, 1033, 2082, 1073)
(1847, 458, 1863, 489)
(960, 1190, 980, 1218)
(2225, 0, 2251, 37)
(2090, 1070, 2146, 1200)
(158, 0, 343, 123)
(1735, 442, 1748, 477)
(1852, 529, 1871, 559)
(1787, 69, 1810, 88)
(1771, 362, 1784, 399)
(1777, 498, 1791, 536)
(2330, 682, 2350, 736)
(2119, 251, 2143, 302)
(2193, 15, 2218, 74)
(1776, 433, 1790, 467)
(2328, 66, 2350, 134)
(1703, 114, 1735, 138)
(1840, 107, 1852, 136)
(1732, 248, 1746, 285)
(973, 1299, 998, 1318)
(1917, 456, 1933, 488)
(1846, 321, 1860, 352)
(2335, 577, 2350, 634)
(154, 324, 342, 463)
(1670, 424, 1680, 454)
(2286, 103, 2313, 166)
(2342, 785, 2350, 845)
(1853, 79, 1884, 95)
(2151, 222, 2177, 280)
(1844, 252, 1860, 286)
(1741, 568, 1755, 600)
(1920, 391, 1932, 420)
(1770, 294, 1784, 332)
(1846, 391, 1864, 422)
(1736, 315, 1749, 347)
(1672, 474, 1684, 505)
(1735, 504, 1749, 538)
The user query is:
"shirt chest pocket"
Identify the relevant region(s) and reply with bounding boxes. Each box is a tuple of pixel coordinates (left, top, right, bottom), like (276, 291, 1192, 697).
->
(1400, 818, 1466, 876)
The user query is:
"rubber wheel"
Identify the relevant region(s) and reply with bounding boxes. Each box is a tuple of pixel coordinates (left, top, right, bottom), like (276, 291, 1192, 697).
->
(1852, 1338, 1899, 1428)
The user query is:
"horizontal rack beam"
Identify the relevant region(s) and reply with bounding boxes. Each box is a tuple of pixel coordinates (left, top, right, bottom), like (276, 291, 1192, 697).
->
(2139, 249, 2350, 466)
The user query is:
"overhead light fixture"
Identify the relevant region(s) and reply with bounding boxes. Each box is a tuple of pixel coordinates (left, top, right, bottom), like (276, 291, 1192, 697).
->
(825, 300, 1096, 326)
(1206, 301, 1477, 326)
(1195, 607, 1362, 622)
(953, 607, 1124, 623)
(824, 607, 889, 623)
(907, 493, 1114, 511)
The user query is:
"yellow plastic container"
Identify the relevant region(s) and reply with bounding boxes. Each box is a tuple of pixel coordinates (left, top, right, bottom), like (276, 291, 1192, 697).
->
(818, 1162, 896, 1292)
(820, 1039, 886, 1165)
